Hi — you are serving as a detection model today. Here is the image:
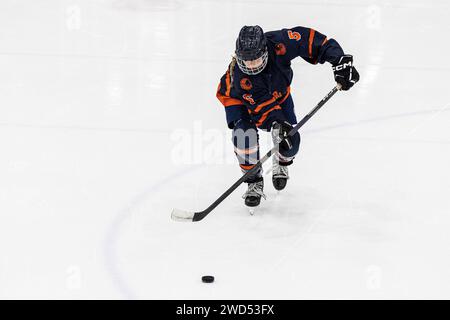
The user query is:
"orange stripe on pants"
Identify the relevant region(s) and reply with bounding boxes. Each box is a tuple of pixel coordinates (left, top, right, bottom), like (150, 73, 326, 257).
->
(239, 164, 256, 170)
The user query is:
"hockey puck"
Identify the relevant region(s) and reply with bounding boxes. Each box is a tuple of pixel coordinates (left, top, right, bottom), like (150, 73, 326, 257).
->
(201, 275, 214, 283)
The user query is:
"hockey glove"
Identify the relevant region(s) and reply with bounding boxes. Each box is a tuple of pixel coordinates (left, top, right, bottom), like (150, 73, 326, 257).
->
(271, 121, 294, 151)
(332, 54, 360, 91)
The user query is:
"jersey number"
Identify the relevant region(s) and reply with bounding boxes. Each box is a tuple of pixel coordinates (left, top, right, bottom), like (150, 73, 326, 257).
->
(287, 30, 301, 41)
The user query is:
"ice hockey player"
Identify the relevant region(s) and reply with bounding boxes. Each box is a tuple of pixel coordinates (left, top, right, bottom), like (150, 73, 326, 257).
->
(216, 25, 359, 209)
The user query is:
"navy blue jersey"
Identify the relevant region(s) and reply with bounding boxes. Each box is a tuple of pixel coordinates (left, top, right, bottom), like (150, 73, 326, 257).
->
(217, 26, 345, 130)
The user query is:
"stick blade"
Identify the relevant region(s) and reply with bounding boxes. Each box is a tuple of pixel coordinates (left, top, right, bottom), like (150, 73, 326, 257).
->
(171, 208, 195, 222)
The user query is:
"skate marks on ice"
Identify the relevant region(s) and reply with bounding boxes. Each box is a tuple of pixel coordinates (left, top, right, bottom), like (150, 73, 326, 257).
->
(101, 143, 400, 299)
(103, 165, 202, 299)
(101, 164, 321, 298)
(303, 106, 450, 138)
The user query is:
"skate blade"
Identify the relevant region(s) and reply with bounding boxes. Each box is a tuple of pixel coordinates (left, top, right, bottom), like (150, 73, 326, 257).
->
(247, 206, 259, 216)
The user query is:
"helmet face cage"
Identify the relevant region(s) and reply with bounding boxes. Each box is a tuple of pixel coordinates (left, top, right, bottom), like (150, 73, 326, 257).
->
(236, 49, 268, 75)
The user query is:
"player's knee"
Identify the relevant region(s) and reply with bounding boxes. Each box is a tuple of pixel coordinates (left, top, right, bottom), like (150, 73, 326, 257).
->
(232, 119, 259, 166)
(232, 119, 258, 154)
(279, 131, 301, 158)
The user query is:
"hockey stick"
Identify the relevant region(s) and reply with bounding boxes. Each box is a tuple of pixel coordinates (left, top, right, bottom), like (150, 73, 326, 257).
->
(172, 84, 341, 222)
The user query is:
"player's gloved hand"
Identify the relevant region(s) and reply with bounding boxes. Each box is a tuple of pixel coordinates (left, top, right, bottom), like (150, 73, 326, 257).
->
(232, 119, 242, 128)
(271, 121, 294, 151)
(332, 54, 360, 91)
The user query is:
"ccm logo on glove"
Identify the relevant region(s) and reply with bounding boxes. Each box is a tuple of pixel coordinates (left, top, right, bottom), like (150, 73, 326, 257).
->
(332, 61, 352, 71)
(332, 54, 360, 91)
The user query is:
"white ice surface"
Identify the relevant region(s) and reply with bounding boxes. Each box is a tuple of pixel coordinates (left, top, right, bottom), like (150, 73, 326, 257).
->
(0, 0, 450, 299)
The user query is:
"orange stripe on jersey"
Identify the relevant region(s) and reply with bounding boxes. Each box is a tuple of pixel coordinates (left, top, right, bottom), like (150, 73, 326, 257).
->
(308, 29, 316, 58)
(278, 86, 291, 105)
(254, 97, 277, 113)
(321, 37, 328, 46)
(225, 70, 231, 96)
(216, 91, 243, 107)
(240, 164, 256, 170)
(256, 105, 282, 127)
(216, 81, 243, 107)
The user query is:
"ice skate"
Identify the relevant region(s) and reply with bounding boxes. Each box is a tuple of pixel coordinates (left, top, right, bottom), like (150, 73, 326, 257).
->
(272, 156, 289, 191)
(242, 180, 266, 214)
